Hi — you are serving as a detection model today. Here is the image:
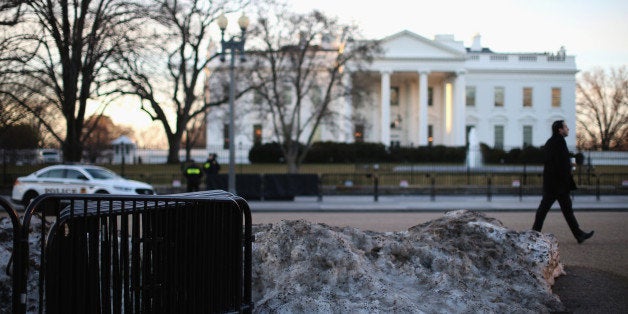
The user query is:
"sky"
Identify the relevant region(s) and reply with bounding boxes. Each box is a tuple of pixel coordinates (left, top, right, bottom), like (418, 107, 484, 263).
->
(290, 0, 628, 71)
(102, 0, 628, 139)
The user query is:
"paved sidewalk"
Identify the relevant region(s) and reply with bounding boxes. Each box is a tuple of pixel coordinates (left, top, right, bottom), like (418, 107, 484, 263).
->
(247, 194, 628, 212)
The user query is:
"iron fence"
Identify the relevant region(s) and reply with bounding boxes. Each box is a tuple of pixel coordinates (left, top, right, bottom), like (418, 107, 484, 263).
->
(320, 171, 628, 201)
(1, 191, 253, 313)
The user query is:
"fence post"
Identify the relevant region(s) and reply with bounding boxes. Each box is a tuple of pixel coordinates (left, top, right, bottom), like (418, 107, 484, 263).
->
(373, 175, 379, 202)
(586, 155, 593, 185)
(596, 175, 600, 201)
(430, 175, 436, 201)
(2, 149, 7, 186)
(260, 174, 265, 201)
(519, 174, 523, 202)
(486, 175, 492, 202)
(317, 174, 323, 202)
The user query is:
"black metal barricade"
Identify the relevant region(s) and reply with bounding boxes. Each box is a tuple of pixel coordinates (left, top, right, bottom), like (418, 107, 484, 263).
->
(9, 190, 252, 314)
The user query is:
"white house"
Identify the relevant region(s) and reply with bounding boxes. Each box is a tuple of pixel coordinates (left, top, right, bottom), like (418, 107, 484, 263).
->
(206, 30, 577, 158)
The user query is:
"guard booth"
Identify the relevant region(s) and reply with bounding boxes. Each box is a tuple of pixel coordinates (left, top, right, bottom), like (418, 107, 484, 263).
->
(1, 191, 253, 313)
(111, 135, 137, 165)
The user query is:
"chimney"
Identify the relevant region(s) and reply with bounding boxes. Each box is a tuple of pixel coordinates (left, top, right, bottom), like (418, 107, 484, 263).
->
(471, 33, 482, 52)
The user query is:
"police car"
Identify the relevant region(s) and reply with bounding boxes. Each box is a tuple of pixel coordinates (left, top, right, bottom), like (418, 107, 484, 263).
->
(12, 164, 155, 206)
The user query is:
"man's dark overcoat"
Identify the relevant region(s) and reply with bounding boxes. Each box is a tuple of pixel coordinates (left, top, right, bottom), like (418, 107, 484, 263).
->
(542, 133, 576, 196)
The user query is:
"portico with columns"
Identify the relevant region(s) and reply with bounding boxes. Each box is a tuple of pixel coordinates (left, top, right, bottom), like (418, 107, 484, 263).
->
(354, 30, 469, 147)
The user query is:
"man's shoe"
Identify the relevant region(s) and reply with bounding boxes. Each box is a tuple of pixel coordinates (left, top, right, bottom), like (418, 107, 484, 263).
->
(577, 230, 594, 244)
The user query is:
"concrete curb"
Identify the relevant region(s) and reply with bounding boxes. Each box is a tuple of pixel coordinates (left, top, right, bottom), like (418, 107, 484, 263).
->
(247, 195, 628, 213)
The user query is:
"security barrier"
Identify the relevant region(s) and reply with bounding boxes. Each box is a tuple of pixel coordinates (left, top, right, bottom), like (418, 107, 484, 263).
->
(2, 191, 253, 313)
(205, 174, 320, 200)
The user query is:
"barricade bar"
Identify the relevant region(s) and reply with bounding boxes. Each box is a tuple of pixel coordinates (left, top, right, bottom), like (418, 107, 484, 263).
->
(9, 190, 253, 314)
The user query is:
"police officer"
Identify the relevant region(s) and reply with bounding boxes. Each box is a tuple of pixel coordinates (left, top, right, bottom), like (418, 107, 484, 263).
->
(203, 153, 221, 190)
(184, 159, 203, 192)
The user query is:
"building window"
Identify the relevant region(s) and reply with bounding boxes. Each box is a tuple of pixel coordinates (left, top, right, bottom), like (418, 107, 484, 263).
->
(494, 87, 504, 107)
(466, 86, 476, 107)
(551, 87, 561, 107)
(428, 87, 433, 106)
(310, 86, 323, 105)
(253, 124, 262, 145)
(354, 124, 364, 142)
(281, 85, 292, 105)
(523, 125, 533, 147)
(223, 124, 229, 149)
(494, 125, 504, 149)
(390, 114, 402, 129)
(523, 87, 533, 107)
(428, 125, 433, 146)
(390, 87, 399, 106)
(253, 91, 264, 105)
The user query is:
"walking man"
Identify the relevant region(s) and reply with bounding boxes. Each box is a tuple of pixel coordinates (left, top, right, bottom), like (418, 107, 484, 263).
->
(532, 120, 594, 244)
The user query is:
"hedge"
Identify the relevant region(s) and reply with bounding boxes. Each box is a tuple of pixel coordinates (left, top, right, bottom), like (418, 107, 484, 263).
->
(249, 142, 468, 164)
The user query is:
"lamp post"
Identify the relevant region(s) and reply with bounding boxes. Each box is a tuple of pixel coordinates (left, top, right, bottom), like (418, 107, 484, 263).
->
(217, 13, 249, 194)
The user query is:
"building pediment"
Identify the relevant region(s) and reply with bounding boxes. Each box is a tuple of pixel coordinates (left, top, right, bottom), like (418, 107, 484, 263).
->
(380, 30, 466, 60)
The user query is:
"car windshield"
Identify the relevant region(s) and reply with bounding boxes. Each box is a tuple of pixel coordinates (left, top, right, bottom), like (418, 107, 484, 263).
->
(86, 168, 119, 180)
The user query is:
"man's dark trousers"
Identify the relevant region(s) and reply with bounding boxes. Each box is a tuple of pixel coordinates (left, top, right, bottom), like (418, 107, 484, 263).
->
(533, 192, 580, 236)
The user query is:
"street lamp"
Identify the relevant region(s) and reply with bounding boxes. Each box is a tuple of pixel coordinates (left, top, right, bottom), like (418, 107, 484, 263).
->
(218, 12, 249, 194)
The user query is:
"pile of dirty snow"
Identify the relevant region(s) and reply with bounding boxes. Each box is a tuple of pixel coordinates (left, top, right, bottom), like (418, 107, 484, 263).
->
(251, 210, 565, 312)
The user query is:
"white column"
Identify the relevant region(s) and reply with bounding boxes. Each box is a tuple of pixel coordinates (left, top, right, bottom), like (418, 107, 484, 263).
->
(418, 71, 429, 146)
(344, 74, 354, 142)
(453, 70, 467, 146)
(380, 70, 391, 146)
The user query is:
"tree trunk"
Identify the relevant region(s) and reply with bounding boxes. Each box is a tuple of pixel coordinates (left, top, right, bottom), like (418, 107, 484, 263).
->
(167, 136, 182, 164)
(284, 148, 300, 174)
(63, 124, 83, 162)
(185, 132, 192, 162)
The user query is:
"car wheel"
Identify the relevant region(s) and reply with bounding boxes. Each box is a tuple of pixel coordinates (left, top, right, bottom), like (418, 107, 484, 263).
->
(22, 190, 39, 207)
(95, 190, 109, 194)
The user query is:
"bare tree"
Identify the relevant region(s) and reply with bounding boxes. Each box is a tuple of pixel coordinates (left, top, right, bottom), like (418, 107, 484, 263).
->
(243, 8, 379, 173)
(112, 0, 248, 164)
(0, 33, 56, 147)
(0, 0, 25, 26)
(0, 0, 147, 162)
(576, 66, 628, 150)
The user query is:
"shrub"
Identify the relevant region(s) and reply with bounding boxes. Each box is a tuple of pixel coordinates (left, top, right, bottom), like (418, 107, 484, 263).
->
(480, 143, 544, 164)
(249, 141, 538, 164)
(304, 142, 388, 163)
(249, 142, 284, 163)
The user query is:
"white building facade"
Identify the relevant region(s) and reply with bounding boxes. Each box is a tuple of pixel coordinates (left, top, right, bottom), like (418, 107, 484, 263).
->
(206, 30, 577, 157)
